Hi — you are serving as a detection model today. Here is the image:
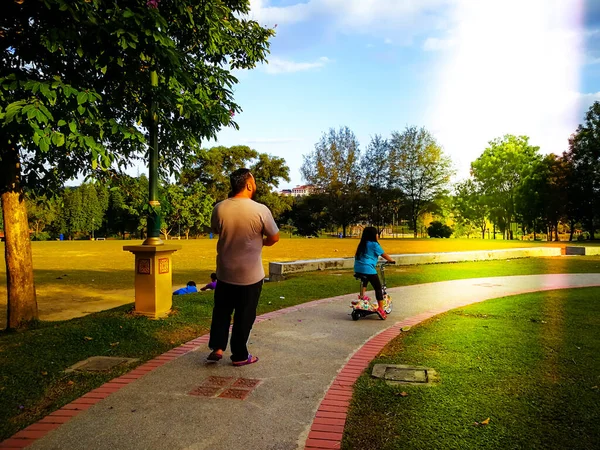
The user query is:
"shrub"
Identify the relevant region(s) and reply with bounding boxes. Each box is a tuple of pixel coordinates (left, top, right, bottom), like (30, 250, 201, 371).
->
(427, 221, 453, 238)
(31, 232, 51, 241)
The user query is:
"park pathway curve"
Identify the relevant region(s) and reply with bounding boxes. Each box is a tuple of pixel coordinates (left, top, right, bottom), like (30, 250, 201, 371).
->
(5, 273, 600, 450)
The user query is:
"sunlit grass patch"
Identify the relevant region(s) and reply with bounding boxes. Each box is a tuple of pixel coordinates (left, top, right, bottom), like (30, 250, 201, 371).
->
(343, 288, 600, 450)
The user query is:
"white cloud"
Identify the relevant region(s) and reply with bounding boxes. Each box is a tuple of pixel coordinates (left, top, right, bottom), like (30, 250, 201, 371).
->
(249, 0, 454, 39)
(428, 0, 587, 181)
(263, 56, 330, 74)
(384, 38, 393, 45)
(423, 36, 455, 51)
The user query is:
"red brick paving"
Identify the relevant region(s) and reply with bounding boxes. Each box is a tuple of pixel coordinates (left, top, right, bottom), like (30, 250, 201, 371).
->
(218, 388, 252, 400)
(201, 376, 235, 388)
(188, 386, 221, 397)
(231, 378, 261, 389)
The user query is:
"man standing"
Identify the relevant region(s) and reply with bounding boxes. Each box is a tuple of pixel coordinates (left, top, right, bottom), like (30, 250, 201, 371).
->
(207, 168, 280, 366)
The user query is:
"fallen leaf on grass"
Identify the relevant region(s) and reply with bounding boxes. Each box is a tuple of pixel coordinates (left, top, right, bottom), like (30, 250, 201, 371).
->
(395, 392, 409, 397)
(84, 336, 93, 341)
(41, 372, 48, 376)
(67, 381, 74, 386)
(110, 342, 120, 347)
(473, 417, 491, 426)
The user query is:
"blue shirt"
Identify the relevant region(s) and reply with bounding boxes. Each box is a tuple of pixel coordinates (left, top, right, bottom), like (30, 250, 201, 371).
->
(354, 241, 384, 275)
(173, 285, 198, 295)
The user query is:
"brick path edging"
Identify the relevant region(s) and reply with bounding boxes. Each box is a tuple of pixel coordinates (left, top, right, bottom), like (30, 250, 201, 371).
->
(0, 294, 350, 449)
(302, 312, 445, 450)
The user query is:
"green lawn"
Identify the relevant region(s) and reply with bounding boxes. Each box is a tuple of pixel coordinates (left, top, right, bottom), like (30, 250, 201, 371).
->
(0, 237, 570, 326)
(343, 288, 600, 450)
(1, 256, 600, 440)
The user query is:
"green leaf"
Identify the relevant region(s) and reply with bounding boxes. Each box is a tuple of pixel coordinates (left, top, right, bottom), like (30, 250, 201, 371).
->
(77, 92, 88, 105)
(51, 132, 65, 147)
(69, 121, 77, 133)
(77, 105, 85, 115)
(76, 48, 84, 58)
(39, 138, 50, 152)
(101, 66, 107, 75)
(33, 131, 41, 146)
(123, 9, 134, 18)
(57, 119, 67, 126)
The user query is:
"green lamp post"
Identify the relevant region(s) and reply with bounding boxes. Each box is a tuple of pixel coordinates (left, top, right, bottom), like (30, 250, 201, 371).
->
(143, 69, 163, 246)
(123, 67, 180, 318)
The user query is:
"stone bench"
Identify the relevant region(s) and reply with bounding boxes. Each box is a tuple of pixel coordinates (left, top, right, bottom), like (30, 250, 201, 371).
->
(564, 246, 600, 256)
(268, 247, 563, 281)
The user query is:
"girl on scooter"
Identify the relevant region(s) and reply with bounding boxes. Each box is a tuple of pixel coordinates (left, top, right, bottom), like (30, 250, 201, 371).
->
(354, 227, 395, 319)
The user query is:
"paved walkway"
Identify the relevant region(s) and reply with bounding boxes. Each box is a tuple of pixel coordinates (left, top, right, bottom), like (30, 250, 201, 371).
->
(4, 274, 600, 450)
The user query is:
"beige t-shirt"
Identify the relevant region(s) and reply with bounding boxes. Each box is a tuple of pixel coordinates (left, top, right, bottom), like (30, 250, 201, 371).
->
(211, 198, 279, 285)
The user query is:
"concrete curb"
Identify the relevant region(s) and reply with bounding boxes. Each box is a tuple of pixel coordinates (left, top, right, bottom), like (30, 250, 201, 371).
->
(269, 247, 563, 280)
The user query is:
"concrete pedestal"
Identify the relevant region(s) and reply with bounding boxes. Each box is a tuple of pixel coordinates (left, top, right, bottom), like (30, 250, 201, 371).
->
(123, 244, 181, 319)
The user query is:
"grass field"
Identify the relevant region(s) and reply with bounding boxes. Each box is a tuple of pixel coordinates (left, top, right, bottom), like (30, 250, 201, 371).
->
(0, 237, 568, 326)
(1, 256, 600, 441)
(342, 288, 600, 450)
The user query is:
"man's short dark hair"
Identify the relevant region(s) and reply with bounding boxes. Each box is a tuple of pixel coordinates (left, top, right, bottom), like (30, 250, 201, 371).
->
(229, 168, 253, 196)
(187, 281, 196, 287)
(210, 273, 217, 280)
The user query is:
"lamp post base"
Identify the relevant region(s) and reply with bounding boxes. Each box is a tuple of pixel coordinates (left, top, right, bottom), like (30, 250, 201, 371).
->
(142, 236, 164, 246)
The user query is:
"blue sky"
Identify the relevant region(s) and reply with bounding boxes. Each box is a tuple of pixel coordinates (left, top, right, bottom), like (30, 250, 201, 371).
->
(202, 0, 600, 190)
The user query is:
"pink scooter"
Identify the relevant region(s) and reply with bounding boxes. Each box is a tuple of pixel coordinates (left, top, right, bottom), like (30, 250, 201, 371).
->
(350, 262, 394, 321)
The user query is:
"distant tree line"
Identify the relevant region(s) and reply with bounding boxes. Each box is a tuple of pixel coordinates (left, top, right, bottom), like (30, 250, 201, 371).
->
(284, 102, 600, 241)
(21, 146, 290, 241)
(8, 102, 600, 242)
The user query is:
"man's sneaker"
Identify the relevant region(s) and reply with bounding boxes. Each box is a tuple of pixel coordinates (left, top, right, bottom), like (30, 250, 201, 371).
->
(376, 307, 387, 320)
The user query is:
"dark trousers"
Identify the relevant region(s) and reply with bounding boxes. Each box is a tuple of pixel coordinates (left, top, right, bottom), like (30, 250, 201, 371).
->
(359, 273, 384, 301)
(208, 279, 263, 362)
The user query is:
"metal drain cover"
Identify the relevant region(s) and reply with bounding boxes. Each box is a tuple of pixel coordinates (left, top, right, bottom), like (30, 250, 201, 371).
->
(65, 356, 139, 373)
(372, 364, 439, 385)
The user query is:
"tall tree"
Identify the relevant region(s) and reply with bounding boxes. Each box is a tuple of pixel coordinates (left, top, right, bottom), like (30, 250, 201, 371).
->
(181, 146, 291, 217)
(567, 101, 600, 239)
(389, 126, 453, 237)
(360, 135, 401, 231)
(301, 127, 362, 237)
(26, 194, 58, 239)
(471, 135, 541, 240)
(1, 0, 273, 328)
(453, 179, 489, 239)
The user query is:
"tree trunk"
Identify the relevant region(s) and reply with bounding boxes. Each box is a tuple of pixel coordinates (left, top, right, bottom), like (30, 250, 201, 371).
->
(1, 145, 38, 329)
(569, 219, 575, 241)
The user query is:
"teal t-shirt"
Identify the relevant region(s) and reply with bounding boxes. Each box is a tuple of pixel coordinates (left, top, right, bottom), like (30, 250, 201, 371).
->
(354, 241, 384, 275)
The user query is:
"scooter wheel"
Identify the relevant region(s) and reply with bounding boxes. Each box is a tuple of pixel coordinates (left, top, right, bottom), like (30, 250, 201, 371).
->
(351, 310, 360, 321)
(385, 303, 393, 314)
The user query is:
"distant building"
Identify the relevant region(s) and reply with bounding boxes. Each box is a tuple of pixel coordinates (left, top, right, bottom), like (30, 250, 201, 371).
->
(291, 185, 314, 197)
(279, 189, 292, 196)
